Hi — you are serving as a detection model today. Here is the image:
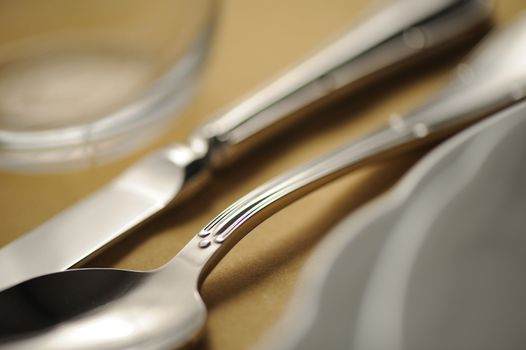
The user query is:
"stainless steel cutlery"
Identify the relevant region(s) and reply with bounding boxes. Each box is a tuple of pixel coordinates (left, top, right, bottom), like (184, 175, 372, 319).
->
(0, 0, 492, 291)
(1, 14, 526, 350)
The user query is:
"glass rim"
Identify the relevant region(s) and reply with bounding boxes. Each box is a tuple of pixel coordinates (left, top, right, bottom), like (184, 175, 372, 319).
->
(0, 23, 213, 151)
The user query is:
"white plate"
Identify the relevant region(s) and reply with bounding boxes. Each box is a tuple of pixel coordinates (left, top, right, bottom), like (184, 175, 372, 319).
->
(354, 102, 526, 350)
(255, 101, 526, 350)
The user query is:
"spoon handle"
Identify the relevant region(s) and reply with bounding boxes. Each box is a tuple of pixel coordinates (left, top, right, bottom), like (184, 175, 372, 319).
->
(176, 15, 526, 278)
(191, 0, 491, 168)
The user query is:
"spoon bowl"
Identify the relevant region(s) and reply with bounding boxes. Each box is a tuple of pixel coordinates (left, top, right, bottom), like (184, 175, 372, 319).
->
(1, 16, 526, 349)
(0, 258, 206, 350)
(0, 0, 493, 292)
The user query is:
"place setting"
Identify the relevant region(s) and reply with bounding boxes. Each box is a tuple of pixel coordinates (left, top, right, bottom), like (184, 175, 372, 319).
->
(1, 0, 525, 349)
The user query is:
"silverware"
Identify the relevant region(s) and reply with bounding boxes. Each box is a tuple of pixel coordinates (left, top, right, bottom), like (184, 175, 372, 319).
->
(257, 99, 526, 350)
(0, 0, 492, 291)
(352, 100, 526, 350)
(1, 16, 525, 350)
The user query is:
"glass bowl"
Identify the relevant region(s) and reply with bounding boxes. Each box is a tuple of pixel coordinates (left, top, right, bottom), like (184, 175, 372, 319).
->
(0, 0, 216, 172)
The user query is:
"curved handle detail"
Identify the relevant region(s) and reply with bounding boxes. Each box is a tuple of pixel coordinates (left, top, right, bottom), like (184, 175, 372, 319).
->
(173, 15, 526, 279)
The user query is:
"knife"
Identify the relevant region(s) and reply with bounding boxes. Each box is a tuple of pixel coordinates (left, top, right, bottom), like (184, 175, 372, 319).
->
(0, 0, 491, 291)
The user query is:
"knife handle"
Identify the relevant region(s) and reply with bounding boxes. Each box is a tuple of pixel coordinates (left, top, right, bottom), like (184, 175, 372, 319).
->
(191, 0, 492, 168)
(175, 14, 526, 277)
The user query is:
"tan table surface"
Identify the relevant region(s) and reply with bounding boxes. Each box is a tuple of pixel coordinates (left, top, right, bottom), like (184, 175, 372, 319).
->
(1, 0, 525, 349)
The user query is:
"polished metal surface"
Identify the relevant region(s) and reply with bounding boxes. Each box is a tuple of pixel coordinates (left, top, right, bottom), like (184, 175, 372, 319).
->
(0, 0, 492, 291)
(256, 100, 526, 350)
(192, 0, 493, 166)
(352, 100, 526, 350)
(1, 17, 526, 349)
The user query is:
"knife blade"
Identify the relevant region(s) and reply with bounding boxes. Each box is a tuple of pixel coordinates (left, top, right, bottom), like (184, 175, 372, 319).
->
(0, 0, 492, 291)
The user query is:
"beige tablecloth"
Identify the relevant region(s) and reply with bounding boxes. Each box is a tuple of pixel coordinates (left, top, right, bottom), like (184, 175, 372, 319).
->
(1, 0, 524, 348)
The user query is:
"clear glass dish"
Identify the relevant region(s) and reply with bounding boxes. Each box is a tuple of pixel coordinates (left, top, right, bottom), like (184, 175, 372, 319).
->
(0, 0, 215, 172)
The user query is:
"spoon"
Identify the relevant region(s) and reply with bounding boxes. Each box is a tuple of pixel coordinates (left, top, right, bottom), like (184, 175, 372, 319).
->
(0, 0, 491, 291)
(1, 15, 526, 350)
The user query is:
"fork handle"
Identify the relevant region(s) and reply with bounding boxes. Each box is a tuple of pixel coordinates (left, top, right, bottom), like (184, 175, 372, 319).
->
(191, 0, 491, 168)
